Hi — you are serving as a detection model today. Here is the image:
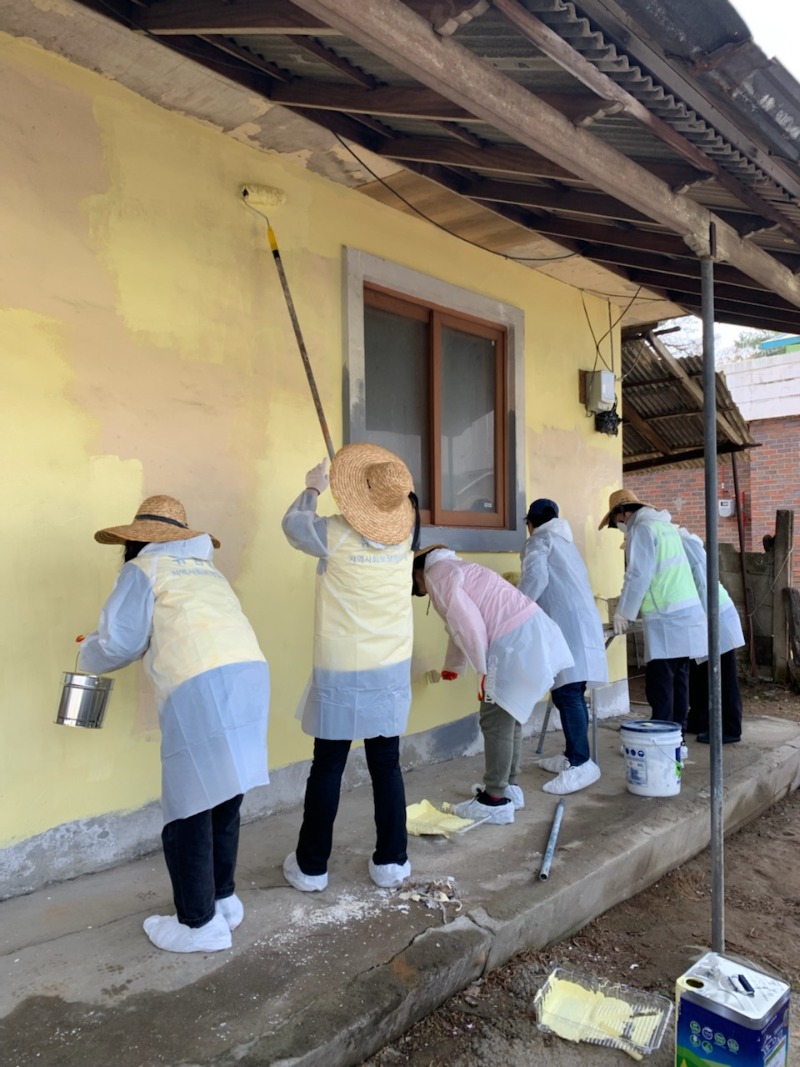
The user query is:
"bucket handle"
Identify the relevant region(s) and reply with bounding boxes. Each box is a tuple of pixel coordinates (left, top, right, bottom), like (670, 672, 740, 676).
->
(75, 634, 85, 671)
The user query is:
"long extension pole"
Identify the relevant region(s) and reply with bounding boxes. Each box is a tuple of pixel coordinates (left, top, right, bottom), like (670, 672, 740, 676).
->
(242, 186, 336, 461)
(701, 224, 724, 953)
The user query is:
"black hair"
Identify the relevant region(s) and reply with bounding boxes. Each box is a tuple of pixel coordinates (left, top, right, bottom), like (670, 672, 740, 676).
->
(411, 552, 427, 596)
(527, 505, 558, 529)
(409, 492, 421, 552)
(123, 540, 149, 563)
(609, 502, 644, 530)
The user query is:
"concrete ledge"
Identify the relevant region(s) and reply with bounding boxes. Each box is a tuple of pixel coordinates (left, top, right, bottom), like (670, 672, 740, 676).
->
(2, 715, 797, 1067)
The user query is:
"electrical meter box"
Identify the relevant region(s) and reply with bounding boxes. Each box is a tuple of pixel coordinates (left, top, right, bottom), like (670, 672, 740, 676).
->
(586, 369, 616, 413)
(719, 498, 736, 518)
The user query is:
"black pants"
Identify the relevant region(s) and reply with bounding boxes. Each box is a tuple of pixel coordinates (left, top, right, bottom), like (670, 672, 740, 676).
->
(295, 735, 407, 876)
(687, 650, 743, 738)
(161, 793, 243, 928)
(645, 657, 690, 729)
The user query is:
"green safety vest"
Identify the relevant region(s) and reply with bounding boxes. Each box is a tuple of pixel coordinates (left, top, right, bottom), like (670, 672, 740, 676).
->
(640, 522, 699, 614)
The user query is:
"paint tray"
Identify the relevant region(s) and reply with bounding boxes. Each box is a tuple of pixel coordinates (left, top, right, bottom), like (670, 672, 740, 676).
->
(533, 967, 673, 1059)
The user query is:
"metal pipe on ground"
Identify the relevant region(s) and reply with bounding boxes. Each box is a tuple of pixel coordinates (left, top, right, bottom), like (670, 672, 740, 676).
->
(538, 799, 565, 881)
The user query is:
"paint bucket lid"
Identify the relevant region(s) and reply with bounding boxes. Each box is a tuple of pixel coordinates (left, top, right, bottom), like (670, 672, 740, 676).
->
(620, 719, 681, 737)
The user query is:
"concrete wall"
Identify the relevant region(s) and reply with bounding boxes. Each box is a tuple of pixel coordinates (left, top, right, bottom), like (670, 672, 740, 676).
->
(1, 30, 626, 892)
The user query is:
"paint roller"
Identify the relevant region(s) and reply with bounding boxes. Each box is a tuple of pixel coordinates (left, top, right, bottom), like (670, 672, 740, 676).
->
(242, 184, 336, 461)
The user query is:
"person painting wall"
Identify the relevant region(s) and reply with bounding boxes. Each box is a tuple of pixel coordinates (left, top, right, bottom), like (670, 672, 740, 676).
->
(281, 443, 419, 892)
(78, 496, 270, 953)
(412, 545, 574, 824)
(519, 498, 607, 795)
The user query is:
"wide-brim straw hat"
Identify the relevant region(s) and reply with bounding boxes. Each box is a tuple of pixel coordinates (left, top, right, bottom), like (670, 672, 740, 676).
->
(94, 495, 220, 548)
(330, 443, 415, 545)
(598, 488, 654, 530)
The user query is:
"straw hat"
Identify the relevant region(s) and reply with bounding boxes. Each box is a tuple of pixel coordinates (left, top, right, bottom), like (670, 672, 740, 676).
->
(413, 544, 449, 563)
(94, 495, 220, 548)
(329, 443, 415, 545)
(598, 488, 654, 530)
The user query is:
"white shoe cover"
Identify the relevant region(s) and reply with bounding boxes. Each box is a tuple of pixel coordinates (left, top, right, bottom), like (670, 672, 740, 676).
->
(542, 760, 601, 795)
(537, 754, 570, 774)
(216, 893, 244, 930)
(472, 782, 525, 809)
(143, 911, 231, 953)
(369, 858, 411, 888)
(452, 795, 514, 824)
(283, 851, 328, 892)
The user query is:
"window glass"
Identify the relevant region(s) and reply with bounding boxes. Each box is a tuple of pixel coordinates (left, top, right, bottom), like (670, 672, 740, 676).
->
(440, 325, 496, 515)
(364, 305, 431, 508)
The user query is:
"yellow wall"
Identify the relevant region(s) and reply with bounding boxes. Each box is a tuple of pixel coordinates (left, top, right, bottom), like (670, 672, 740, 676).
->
(0, 31, 624, 849)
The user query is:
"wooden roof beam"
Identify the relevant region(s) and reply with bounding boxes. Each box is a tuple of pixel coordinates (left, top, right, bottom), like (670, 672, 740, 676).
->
(289, 0, 800, 310)
(377, 137, 575, 180)
(628, 269, 799, 316)
(269, 83, 474, 120)
(622, 407, 676, 457)
(624, 442, 757, 473)
(140, 0, 339, 35)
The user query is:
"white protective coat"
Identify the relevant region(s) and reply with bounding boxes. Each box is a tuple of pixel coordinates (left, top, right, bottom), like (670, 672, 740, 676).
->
(78, 536, 270, 824)
(282, 491, 413, 740)
(678, 527, 745, 655)
(618, 507, 708, 662)
(519, 517, 608, 689)
(423, 550, 574, 724)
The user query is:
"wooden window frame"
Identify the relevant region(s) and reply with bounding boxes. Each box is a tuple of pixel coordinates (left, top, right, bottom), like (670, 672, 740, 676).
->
(344, 249, 527, 553)
(364, 284, 508, 528)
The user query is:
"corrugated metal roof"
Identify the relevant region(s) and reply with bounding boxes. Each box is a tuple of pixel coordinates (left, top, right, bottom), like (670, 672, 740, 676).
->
(621, 335, 755, 471)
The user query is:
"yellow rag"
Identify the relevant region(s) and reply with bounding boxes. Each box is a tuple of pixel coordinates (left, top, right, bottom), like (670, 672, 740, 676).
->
(406, 799, 475, 837)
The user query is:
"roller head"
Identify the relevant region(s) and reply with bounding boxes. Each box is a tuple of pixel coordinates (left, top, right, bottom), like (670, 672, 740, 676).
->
(241, 184, 286, 216)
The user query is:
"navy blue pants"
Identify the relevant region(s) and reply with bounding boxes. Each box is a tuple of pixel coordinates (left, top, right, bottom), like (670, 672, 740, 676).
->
(550, 680, 591, 766)
(645, 657, 690, 729)
(161, 793, 242, 928)
(296, 735, 407, 876)
(687, 650, 743, 738)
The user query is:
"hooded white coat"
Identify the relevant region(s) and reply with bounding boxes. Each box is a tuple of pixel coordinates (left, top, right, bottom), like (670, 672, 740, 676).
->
(619, 507, 708, 662)
(422, 550, 574, 724)
(519, 517, 608, 689)
(78, 535, 270, 825)
(678, 527, 745, 656)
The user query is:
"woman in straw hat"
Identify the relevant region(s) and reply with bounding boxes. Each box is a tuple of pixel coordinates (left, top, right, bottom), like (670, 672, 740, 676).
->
(78, 496, 270, 953)
(281, 443, 419, 892)
(412, 545, 574, 824)
(599, 488, 707, 739)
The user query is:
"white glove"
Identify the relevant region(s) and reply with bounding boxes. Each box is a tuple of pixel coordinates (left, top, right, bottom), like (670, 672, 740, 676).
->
(613, 612, 630, 636)
(305, 458, 330, 495)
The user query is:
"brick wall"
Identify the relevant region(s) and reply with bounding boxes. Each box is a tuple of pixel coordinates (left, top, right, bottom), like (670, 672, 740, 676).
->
(626, 414, 800, 589)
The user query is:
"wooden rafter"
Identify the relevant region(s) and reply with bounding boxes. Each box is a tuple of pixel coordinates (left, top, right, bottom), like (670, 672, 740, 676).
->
(141, 0, 337, 35)
(287, 0, 800, 310)
(645, 332, 745, 445)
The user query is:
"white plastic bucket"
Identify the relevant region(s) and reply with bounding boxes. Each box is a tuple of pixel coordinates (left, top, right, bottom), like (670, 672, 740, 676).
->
(620, 720, 682, 797)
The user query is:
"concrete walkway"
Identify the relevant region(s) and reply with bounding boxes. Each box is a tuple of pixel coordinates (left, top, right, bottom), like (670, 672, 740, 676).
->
(2, 715, 799, 1067)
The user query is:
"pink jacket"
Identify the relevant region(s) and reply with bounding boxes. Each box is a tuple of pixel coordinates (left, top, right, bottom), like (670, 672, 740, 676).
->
(423, 551, 574, 723)
(427, 556, 538, 675)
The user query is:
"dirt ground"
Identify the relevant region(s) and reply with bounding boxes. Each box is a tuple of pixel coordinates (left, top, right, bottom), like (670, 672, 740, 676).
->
(365, 683, 800, 1067)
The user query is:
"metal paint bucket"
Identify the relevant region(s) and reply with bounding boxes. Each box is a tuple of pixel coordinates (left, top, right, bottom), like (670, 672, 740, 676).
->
(56, 671, 114, 729)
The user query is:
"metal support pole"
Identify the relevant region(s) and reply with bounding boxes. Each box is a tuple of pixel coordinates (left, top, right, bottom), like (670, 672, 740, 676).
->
(701, 226, 724, 953)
